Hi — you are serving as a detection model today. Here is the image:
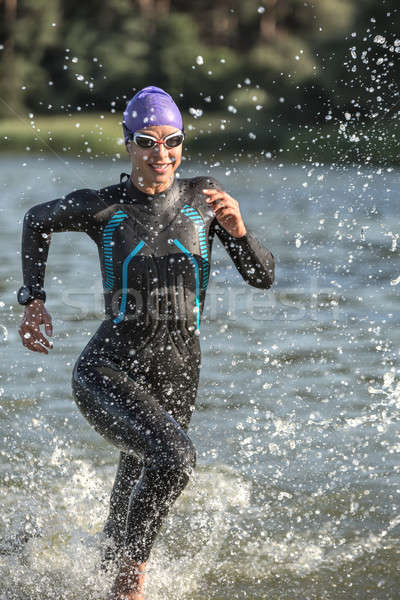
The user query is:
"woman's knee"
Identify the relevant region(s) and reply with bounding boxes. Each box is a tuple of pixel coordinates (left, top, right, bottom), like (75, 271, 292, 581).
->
(148, 436, 196, 479)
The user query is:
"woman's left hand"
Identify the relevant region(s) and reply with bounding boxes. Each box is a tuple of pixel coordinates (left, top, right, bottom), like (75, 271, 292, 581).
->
(202, 188, 247, 238)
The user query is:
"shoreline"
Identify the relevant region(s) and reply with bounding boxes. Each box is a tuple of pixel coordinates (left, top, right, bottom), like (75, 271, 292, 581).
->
(0, 112, 398, 166)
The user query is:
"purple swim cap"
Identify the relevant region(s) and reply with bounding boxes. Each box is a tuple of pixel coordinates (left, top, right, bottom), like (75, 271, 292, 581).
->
(123, 86, 183, 143)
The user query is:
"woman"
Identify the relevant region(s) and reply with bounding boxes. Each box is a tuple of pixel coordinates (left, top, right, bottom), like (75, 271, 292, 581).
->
(18, 86, 274, 600)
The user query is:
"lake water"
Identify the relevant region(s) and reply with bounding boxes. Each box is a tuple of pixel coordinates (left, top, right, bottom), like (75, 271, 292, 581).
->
(0, 156, 399, 600)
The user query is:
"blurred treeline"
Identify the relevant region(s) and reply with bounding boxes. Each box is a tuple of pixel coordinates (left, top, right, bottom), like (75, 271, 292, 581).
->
(1, 0, 400, 137)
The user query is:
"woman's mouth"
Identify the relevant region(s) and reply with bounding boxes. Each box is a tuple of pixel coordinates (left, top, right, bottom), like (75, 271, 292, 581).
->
(149, 163, 171, 173)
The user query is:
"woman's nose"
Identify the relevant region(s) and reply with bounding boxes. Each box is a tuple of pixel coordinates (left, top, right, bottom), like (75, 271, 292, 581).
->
(153, 143, 169, 159)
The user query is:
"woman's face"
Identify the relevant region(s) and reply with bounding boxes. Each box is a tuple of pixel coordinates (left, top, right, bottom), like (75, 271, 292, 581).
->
(127, 124, 183, 192)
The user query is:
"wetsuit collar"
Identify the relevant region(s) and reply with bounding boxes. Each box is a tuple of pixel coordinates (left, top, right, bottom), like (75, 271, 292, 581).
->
(121, 172, 178, 205)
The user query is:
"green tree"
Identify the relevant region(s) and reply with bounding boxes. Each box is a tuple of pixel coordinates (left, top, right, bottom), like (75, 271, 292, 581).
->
(0, 0, 60, 118)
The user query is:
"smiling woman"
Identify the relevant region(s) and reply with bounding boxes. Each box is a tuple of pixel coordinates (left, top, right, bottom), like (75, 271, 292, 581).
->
(18, 85, 275, 600)
(123, 86, 185, 196)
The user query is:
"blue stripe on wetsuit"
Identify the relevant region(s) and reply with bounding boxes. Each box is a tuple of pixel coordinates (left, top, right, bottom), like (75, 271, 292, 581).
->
(113, 240, 146, 325)
(181, 205, 210, 290)
(103, 210, 129, 290)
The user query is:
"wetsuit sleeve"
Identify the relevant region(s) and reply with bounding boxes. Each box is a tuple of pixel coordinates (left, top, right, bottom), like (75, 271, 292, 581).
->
(209, 219, 275, 289)
(21, 188, 98, 292)
(202, 176, 274, 289)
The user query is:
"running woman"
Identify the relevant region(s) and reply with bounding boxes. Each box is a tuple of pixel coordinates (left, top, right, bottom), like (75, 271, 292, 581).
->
(18, 86, 275, 600)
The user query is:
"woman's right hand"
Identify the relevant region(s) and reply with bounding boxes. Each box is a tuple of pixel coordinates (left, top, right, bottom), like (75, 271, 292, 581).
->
(18, 299, 53, 354)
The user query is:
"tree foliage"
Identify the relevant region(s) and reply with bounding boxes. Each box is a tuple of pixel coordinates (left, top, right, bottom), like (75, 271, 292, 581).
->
(0, 0, 399, 131)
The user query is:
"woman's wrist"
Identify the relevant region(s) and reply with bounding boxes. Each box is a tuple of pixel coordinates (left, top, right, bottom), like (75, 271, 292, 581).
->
(231, 225, 247, 239)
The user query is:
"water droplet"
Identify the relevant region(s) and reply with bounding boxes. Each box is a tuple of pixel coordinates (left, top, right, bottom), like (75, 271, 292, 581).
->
(374, 35, 386, 45)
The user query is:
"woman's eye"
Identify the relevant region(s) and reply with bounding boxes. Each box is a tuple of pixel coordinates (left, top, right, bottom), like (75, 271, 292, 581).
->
(168, 136, 181, 146)
(138, 138, 153, 147)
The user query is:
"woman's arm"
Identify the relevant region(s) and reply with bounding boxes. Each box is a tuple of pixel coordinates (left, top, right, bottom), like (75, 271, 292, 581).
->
(202, 178, 274, 289)
(21, 188, 98, 290)
(19, 188, 98, 353)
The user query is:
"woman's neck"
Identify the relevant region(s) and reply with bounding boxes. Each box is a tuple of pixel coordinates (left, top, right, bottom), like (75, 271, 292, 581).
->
(130, 172, 174, 196)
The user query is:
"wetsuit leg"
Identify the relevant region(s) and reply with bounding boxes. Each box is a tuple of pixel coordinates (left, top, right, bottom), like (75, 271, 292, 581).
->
(103, 379, 197, 544)
(103, 452, 143, 556)
(72, 361, 197, 563)
(101, 374, 198, 566)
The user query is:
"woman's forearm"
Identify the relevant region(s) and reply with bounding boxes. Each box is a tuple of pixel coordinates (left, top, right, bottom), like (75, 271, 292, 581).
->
(214, 221, 275, 289)
(21, 207, 52, 290)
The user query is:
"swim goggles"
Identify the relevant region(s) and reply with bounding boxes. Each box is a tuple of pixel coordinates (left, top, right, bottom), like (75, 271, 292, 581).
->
(131, 130, 185, 149)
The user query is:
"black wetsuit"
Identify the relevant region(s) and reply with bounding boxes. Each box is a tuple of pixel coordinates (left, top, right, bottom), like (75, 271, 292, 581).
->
(21, 173, 274, 563)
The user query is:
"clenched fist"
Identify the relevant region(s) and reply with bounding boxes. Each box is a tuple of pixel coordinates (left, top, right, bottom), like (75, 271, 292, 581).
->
(203, 188, 247, 238)
(19, 299, 53, 354)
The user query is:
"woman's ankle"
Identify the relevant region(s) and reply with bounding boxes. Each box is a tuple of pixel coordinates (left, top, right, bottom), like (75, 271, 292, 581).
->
(108, 557, 148, 600)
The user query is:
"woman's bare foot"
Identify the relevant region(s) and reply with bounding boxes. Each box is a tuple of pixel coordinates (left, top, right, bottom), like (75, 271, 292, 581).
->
(109, 558, 148, 600)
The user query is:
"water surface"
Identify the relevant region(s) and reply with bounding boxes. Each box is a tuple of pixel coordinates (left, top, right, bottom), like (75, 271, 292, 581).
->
(1, 156, 399, 599)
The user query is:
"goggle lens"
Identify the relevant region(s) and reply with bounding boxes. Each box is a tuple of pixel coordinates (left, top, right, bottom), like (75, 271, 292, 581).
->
(135, 136, 155, 148)
(164, 134, 184, 148)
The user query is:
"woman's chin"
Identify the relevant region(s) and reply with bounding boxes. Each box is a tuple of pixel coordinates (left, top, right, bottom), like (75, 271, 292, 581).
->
(147, 167, 174, 182)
